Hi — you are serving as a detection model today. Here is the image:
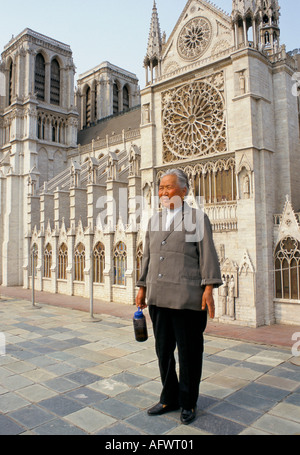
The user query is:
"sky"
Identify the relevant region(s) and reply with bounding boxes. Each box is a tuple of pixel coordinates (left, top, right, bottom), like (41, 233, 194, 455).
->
(0, 0, 299, 89)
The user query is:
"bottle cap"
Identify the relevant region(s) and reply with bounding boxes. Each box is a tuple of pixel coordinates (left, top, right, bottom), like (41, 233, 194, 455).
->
(134, 307, 144, 319)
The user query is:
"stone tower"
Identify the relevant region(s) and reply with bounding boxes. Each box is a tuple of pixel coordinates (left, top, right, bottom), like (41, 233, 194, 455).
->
(232, 0, 280, 54)
(0, 29, 78, 285)
(144, 1, 163, 85)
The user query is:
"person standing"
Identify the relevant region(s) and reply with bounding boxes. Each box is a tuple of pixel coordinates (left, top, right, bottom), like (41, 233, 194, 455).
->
(136, 169, 222, 425)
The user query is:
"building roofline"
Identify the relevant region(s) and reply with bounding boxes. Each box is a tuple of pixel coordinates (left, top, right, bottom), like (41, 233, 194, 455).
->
(4, 28, 71, 53)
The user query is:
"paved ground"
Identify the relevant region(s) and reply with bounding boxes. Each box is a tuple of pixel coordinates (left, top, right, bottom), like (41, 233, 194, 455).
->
(0, 287, 300, 436)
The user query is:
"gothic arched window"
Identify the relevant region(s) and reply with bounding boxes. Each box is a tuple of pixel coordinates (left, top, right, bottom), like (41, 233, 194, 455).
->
(35, 53, 46, 101)
(123, 85, 129, 111)
(86, 86, 91, 127)
(136, 243, 143, 283)
(8, 61, 13, 106)
(58, 243, 68, 280)
(193, 159, 237, 204)
(275, 237, 300, 301)
(113, 83, 119, 114)
(114, 242, 127, 285)
(74, 243, 85, 282)
(94, 242, 105, 283)
(44, 243, 52, 278)
(50, 59, 60, 105)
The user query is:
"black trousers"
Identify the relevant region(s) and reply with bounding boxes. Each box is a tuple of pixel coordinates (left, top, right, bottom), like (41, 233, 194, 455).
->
(149, 305, 207, 410)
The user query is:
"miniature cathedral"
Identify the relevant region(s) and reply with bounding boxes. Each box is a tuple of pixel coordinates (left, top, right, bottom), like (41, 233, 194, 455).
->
(0, 0, 299, 327)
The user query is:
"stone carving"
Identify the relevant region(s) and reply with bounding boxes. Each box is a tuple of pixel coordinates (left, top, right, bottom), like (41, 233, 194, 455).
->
(219, 258, 238, 320)
(177, 17, 212, 61)
(162, 73, 226, 162)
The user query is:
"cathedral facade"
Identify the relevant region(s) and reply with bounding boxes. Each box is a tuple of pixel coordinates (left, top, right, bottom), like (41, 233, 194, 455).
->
(0, 0, 299, 327)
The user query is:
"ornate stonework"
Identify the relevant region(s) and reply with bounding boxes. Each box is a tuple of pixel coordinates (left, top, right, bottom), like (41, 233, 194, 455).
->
(177, 17, 212, 61)
(162, 72, 226, 162)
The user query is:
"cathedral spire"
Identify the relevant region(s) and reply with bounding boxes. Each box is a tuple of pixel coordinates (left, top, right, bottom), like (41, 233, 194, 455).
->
(256, 0, 281, 54)
(232, 0, 281, 55)
(144, 0, 162, 85)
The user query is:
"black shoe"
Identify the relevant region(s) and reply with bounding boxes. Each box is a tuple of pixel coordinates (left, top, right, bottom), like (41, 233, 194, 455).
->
(147, 402, 179, 416)
(180, 408, 196, 425)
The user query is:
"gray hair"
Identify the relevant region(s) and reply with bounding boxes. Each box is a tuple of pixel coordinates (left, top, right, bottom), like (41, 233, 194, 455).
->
(159, 169, 190, 191)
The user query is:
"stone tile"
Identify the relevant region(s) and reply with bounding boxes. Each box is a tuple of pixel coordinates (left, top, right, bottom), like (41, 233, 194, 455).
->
(127, 362, 160, 380)
(8, 405, 55, 430)
(269, 402, 300, 423)
(94, 397, 139, 419)
(216, 349, 252, 361)
(284, 393, 300, 406)
(112, 372, 150, 387)
(0, 366, 14, 379)
(39, 395, 85, 417)
(239, 427, 271, 435)
(200, 381, 236, 399)
(26, 355, 59, 368)
(242, 383, 290, 402)
(64, 407, 116, 433)
(116, 388, 157, 409)
(44, 362, 78, 376)
(0, 385, 9, 395)
(33, 418, 88, 435)
(95, 422, 145, 435)
(88, 378, 130, 397)
(245, 355, 285, 367)
(125, 411, 178, 435)
(5, 360, 36, 374)
(16, 384, 57, 402)
(166, 425, 209, 435)
(0, 373, 34, 391)
(201, 354, 238, 367)
(137, 380, 161, 397)
(85, 363, 123, 378)
(100, 347, 132, 358)
(225, 390, 277, 412)
(219, 365, 263, 381)
(209, 401, 263, 426)
(191, 412, 246, 435)
(202, 359, 228, 375)
(64, 370, 102, 386)
(66, 357, 97, 369)
(106, 357, 141, 371)
(43, 377, 81, 393)
(256, 374, 299, 391)
(229, 343, 264, 356)
(123, 349, 158, 364)
(205, 373, 249, 391)
(0, 414, 25, 435)
(235, 360, 272, 374)
(22, 368, 57, 383)
(252, 414, 300, 435)
(66, 386, 107, 405)
(268, 364, 300, 381)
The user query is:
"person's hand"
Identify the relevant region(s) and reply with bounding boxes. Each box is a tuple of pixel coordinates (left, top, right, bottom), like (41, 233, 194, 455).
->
(136, 287, 147, 310)
(202, 285, 215, 319)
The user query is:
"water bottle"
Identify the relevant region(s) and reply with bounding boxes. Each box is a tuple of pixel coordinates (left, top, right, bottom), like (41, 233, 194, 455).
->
(133, 307, 148, 342)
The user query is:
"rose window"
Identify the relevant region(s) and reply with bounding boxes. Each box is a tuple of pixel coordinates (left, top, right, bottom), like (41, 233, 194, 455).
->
(162, 78, 226, 162)
(177, 17, 212, 61)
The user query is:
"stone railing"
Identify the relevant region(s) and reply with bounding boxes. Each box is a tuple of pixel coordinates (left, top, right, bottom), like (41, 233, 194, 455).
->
(204, 202, 238, 232)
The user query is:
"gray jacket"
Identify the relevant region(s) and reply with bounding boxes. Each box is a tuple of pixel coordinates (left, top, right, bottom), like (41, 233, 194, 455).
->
(137, 203, 222, 311)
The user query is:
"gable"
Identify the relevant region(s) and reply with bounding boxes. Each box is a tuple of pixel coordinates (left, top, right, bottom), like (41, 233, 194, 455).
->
(161, 0, 233, 76)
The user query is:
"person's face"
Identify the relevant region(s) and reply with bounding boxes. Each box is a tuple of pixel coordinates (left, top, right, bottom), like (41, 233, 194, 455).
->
(158, 174, 187, 210)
